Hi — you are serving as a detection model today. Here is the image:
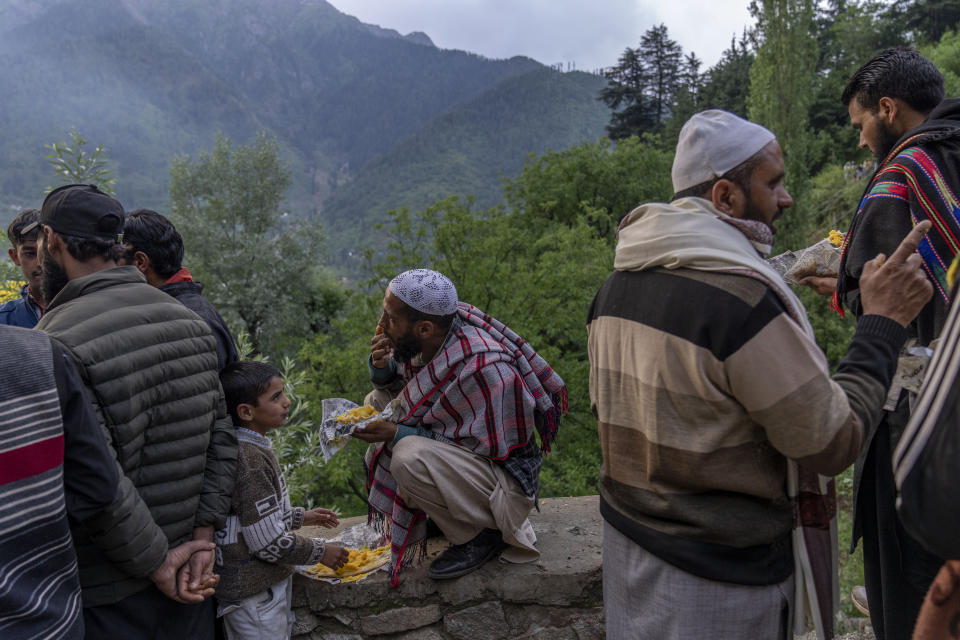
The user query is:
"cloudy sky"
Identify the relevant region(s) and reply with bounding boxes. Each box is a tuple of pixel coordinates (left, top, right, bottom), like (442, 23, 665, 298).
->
(330, 0, 754, 72)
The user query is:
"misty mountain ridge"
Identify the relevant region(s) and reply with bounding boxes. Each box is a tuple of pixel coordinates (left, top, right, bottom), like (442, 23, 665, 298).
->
(0, 0, 609, 246)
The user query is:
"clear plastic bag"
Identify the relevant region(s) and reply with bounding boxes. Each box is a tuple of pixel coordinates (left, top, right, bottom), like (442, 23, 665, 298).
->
(296, 522, 390, 584)
(317, 397, 401, 461)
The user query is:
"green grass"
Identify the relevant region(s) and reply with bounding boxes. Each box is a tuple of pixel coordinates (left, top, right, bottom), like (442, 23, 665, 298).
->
(837, 465, 866, 620)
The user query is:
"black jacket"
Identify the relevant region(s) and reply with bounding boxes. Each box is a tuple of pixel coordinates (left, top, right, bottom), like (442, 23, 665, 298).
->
(38, 267, 237, 606)
(160, 280, 239, 371)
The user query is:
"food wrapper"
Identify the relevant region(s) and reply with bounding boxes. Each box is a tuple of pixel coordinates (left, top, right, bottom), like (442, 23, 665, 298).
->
(317, 397, 401, 461)
(768, 239, 842, 285)
(296, 523, 390, 584)
(884, 341, 937, 411)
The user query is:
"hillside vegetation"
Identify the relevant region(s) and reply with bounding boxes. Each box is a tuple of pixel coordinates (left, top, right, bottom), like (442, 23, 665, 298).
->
(0, 0, 608, 236)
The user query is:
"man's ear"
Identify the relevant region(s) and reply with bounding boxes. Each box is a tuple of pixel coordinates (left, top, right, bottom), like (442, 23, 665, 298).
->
(413, 319, 432, 339)
(236, 403, 255, 422)
(131, 250, 151, 275)
(877, 96, 899, 127)
(7, 247, 21, 266)
(710, 179, 745, 217)
(44, 227, 65, 258)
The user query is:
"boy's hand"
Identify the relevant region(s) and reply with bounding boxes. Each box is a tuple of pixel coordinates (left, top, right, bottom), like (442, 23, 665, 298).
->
(304, 508, 340, 528)
(352, 420, 398, 443)
(321, 543, 349, 570)
(371, 326, 392, 369)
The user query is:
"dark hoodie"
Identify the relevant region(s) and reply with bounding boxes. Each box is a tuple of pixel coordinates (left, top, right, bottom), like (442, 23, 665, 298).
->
(838, 99, 960, 563)
(160, 280, 239, 371)
(837, 97, 960, 346)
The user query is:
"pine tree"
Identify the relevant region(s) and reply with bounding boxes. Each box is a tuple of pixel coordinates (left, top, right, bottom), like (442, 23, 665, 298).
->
(682, 52, 703, 106)
(639, 24, 684, 126)
(901, 0, 960, 43)
(699, 33, 754, 117)
(600, 24, 685, 139)
(600, 47, 654, 139)
(748, 0, 819, 249)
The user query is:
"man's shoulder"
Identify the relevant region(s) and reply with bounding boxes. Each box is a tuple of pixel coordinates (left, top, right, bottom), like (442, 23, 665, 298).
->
(590, 268, 777, 322)
(236, 441, 280, 483)
(0, 295, 26, 314)
(880, 134, 960, 184)
(0, 296, 38, 328)
(45, 278, 205, 325)
(588, 268, 787, 360)
(160, 282, 229, 324)
(159, 280, 204, 300)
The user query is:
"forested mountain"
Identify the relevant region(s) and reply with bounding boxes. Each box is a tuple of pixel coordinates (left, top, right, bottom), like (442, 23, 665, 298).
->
(0, 0, 608, 234)
(323, 68, 609, 256)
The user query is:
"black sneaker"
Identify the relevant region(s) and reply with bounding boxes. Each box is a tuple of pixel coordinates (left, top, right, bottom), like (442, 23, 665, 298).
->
(428, 528, 505, 579)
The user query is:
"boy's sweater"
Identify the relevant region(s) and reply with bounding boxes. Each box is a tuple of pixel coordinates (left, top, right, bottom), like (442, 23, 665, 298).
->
(215, 428, 325, 602)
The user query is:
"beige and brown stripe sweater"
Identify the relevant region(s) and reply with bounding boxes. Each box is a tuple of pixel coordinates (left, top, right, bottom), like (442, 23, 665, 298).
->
(588, 263, 906, 585)
(214, 428, 325, 602)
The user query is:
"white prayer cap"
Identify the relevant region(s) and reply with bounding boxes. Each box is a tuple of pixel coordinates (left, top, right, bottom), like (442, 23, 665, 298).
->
(671, 109, 776, 193)
(388, 269, 459, 316)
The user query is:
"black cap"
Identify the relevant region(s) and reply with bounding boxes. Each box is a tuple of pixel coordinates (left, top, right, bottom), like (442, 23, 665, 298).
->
(27, 184, 125, 242)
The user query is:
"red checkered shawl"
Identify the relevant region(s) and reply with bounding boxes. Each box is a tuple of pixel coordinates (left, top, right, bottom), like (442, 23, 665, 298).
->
(366, 302, 567, 586)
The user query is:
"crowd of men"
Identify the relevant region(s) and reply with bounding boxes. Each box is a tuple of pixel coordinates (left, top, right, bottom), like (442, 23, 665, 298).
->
(589, 47, 960, 640)
(1, 45, 958, 640)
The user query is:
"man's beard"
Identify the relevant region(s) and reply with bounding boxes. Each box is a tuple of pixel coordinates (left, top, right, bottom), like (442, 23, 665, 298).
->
(874, 120, 901, 162)
(392, 328, 422, 364)
(40, 254, 69, 305)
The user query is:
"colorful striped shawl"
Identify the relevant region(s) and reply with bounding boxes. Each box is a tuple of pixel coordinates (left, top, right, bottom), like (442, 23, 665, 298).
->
(366, 302, 567, 586)
(834, 125, 960, 316)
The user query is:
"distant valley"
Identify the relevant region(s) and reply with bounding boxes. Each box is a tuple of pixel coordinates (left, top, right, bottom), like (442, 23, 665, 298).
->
(0, 0, 609, 255)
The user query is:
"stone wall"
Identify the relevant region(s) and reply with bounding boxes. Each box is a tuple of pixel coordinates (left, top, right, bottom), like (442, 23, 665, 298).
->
(292, 496, 603, 639)
(292, 494, 877, 640)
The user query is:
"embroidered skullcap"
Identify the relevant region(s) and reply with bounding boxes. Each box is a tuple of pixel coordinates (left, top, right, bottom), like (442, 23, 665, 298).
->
(671, 109, 776, 193)
(389, 269, 458, 316)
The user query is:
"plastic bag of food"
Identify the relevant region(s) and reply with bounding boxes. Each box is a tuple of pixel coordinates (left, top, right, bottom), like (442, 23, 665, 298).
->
(767, 250, 798, 278)
(297, 522, 390, 584)
(767, 240, 841, 286)
(317, 397, 401, 461)
(768, 231, 845, 285)
(783, 238, 842, 285)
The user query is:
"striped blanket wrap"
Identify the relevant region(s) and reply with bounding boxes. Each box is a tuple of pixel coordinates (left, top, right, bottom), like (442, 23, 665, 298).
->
(366, 302, 567, 586)
(834, 109, 960, 316)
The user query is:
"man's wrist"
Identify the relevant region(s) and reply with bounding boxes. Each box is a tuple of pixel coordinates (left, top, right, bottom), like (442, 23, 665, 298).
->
(369, 356, 397, 384)
(855, 314, 909, 348)
(192, 525, 215, 542)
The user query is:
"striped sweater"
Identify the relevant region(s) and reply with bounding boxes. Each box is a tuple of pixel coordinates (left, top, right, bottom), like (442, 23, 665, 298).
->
(588, 198, 906, 585)
(214, 428, 325, 602)
(0, 327, 119, 639)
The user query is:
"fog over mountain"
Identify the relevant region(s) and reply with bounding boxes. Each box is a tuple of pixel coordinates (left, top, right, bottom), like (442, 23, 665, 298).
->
(0, 0, 608, 242)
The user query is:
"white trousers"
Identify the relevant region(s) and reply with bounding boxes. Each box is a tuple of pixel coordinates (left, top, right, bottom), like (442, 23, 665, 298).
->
(220, 576, 294, 640)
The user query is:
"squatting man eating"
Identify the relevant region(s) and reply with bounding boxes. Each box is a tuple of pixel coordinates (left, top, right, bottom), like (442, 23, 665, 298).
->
(351, 268, 568, 585)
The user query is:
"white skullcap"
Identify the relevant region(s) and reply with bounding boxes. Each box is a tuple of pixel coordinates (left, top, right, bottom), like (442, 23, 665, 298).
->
(671, 109, 776, 193)
(389, 269, 458, 316)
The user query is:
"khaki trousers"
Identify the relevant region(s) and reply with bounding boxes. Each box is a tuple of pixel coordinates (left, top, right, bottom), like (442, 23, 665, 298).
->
(390, 435, 539, 563)
(364, 388, 396, 412)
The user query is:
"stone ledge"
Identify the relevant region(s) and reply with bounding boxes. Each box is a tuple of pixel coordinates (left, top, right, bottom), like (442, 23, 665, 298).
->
(292, 496, 603, 639)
